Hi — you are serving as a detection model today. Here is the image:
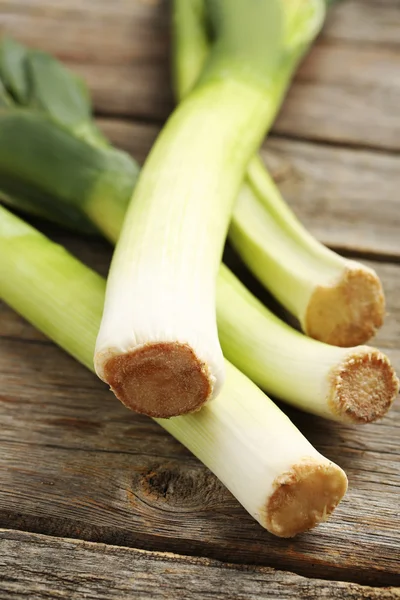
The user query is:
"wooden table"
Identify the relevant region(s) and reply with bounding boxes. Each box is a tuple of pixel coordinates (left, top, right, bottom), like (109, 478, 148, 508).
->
(0, 1, 399, 598)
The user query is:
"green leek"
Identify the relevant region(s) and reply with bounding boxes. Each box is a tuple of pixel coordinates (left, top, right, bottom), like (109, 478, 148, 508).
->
(173, 0, 385, 348)
(94, 0, 321, 418)
(0, 204, 348, 537)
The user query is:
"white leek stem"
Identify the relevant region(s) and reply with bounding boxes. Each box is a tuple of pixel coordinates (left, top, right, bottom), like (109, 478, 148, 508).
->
(95, 81, 277, 417)
(94, 0, 294, 418)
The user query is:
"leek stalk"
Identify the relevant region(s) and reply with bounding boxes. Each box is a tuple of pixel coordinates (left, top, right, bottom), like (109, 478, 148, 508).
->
(173, 0, 385, 348)
(94, 0, 320, 418)
(0, 204, 348, 537)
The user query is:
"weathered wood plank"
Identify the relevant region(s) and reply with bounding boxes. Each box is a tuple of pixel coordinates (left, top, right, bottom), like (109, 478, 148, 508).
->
(0, 235, 399, 585)
(0, 0, 399, 149)
(273, 80, 400, 153)
(1, 530, 399, 600)
(96, 118, 400, 258)
(262, 138, 400, 258)
(0, 341, 399, 586)
(2, 0, 397, 60)
(324, 0, 400, 48)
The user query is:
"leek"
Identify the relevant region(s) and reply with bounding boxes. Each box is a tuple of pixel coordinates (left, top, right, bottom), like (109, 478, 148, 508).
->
(94, 0, 322, 418)
(0, 204, 348, 537)
(0, 38, 397, 423)
(173, 0, 385, 348)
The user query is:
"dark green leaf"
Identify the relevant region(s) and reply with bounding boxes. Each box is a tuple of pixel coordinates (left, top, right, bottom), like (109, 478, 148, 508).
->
(0, 109, 136, 232)
(0, 77, 14, 107)
(0, 191, 97, 234)
(0, 37, 30, 103)
(0, 37, 138, 235)
(27, 50, 91, 129)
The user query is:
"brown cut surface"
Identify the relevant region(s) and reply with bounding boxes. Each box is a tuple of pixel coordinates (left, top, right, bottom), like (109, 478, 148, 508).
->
(265, 460, 348, 538)
(102, 342, 212, 418)
(329, 350, 399, 424)
(305, 265, 385, 346)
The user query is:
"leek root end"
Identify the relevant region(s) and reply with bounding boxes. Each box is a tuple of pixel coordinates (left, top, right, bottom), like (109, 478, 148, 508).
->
(305, 264, 385, 347)
(97, 342, 214, 418)
(265, 459, 348, 538)
(330, 348, 399, 424)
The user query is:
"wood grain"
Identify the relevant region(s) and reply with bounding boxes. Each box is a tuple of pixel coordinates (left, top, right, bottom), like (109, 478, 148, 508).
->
(0, 237, 399, 586)
(96, 117, 400, 258)
(1, 530, 399, 600)
(0, 0, 399, 149)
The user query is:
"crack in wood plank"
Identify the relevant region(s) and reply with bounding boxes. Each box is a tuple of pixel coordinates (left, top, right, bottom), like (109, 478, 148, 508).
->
(1, 529, 399, 599)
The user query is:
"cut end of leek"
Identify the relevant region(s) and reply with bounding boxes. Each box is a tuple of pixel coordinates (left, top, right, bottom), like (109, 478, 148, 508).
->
(96, 342, 214, 418)
(329, 348, 399, 424)
(265, 459, 348, 538)
(305, 263, 385, 347)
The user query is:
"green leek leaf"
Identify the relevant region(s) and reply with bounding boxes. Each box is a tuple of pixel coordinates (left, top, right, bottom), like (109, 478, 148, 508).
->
(0, 37, 30, 103)
(28, 50, 91, 128)
(0, 36, 138, 234)
(0, 76, 14, 107)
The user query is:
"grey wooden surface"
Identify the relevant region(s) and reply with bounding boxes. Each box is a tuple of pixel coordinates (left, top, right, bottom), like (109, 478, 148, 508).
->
(0, 0, 399, 597)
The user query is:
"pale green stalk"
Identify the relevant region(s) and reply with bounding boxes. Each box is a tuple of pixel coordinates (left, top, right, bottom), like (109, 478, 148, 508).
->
(173, 0, 385, 348)
(0, 204, 348, 537)
(170, 0, 397, 423)
(230, 158, 385, 347)
(172, 0, 209, 99)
